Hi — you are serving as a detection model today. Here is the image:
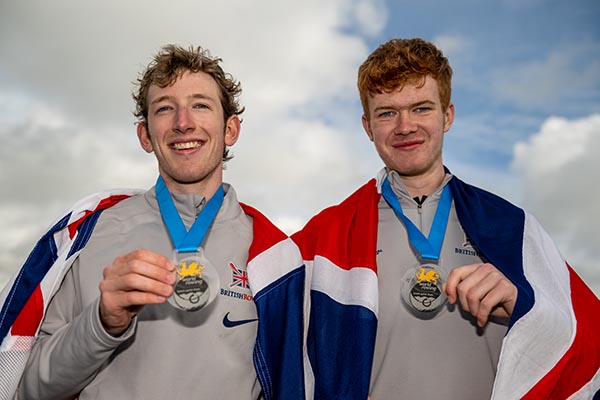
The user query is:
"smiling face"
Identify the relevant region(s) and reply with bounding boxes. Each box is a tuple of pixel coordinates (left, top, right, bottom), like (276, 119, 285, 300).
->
(137, 70, 240, 196)
(362, 75, 454, 194)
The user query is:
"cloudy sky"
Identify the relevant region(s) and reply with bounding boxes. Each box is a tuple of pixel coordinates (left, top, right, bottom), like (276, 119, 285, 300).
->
(1, 0, 598, 296)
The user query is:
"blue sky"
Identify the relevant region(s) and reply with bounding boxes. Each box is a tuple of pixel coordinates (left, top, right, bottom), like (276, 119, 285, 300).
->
(1, 0, 598, 295)
(381, 0, 599, 178)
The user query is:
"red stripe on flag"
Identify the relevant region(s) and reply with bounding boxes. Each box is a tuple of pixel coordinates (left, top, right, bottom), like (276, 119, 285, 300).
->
(11, 286, 44, 336)
(240, 203, 287, 262)
(523, 264, 600, 399)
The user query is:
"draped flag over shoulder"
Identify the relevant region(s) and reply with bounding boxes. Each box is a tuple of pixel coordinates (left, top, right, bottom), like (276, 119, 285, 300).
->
(0, 189, 142, 399)
(240, 203, 310, 400)
(0, 193, 310, 400)
(292, 173, 600, 400)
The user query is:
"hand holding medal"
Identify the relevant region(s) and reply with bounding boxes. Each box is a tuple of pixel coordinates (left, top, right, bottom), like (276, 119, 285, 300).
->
(99, 250, 176, 335)
(444, 262, 518, 327)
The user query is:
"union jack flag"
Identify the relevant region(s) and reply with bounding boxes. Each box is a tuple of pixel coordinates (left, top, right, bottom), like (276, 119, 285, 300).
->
(229, 262, 250, 289)
(292, 172, 600, 399)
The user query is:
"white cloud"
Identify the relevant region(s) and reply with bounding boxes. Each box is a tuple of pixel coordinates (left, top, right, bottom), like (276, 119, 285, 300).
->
(0, 0, 384, 126)
(433, 34, 471, 61)
(348, 0, 388, 37)
(512, 114, 600, 295)
(0, 100, 154, 203)
(514, 116, 592, 175)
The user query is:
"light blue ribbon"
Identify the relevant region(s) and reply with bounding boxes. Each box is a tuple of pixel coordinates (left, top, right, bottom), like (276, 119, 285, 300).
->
(381, 176, 452, 261)
(155, 176, 224, 253)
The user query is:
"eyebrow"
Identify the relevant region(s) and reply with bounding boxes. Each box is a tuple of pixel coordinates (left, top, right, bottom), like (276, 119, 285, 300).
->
(149, 93, 217, 106)
(373, 99, 437, 113)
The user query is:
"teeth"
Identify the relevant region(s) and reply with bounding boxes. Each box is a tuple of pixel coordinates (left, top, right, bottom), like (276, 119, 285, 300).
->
(172, 141, 201, 150)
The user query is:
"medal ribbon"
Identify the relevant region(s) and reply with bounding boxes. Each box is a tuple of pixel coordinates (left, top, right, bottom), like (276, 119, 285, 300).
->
(155, 176, 224, 253)
(381, 176, 452, 261)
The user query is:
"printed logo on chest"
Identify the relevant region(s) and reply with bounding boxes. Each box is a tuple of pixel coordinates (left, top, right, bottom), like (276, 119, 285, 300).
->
(454, 235, 481, 258)
(219, 262, 254, 302)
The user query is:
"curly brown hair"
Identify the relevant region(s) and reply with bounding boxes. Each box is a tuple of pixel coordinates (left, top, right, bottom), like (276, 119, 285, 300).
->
(358, 38, 453, 117)
(133, 44, 244, 162)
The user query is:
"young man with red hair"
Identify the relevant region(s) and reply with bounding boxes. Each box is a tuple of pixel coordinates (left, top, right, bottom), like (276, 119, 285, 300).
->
(294, 38, 600, 399)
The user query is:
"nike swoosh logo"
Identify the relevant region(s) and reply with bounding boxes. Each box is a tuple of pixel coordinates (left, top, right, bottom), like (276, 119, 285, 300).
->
(222, 312, 258, 328)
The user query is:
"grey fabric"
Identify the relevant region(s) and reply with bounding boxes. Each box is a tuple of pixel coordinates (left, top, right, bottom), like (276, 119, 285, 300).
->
(17, 184, 262, 400)
(369, 171, 507, 400)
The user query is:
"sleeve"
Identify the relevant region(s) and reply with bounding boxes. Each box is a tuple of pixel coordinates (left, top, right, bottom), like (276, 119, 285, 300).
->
(15, 259, 136, 400)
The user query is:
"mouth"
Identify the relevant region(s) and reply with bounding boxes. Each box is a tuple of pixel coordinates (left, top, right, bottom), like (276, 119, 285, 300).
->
(393, 140, 423, 150)
(170, 141, 203, 150)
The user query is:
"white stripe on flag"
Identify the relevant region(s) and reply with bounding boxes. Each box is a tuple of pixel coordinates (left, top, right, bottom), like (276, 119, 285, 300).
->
(311, 255, 378, 316)
(492, 213, 575, 399)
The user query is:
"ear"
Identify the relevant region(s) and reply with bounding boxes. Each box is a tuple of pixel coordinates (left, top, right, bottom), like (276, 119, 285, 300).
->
(443, 103, 455, 133)
(224, 115, 241, 146)
(137, 122, 154, 153)
(362, 114, 374, 142)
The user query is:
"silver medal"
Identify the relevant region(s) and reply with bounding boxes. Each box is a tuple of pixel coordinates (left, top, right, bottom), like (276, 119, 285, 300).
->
(401, 263, 448, 317)
(168, 250, 220, 311)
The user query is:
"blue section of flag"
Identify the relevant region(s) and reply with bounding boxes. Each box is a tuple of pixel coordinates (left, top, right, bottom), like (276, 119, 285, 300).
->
(308, 291, 377, 400)
(253, 265, 306, 400)
(0, 214, 68, 341)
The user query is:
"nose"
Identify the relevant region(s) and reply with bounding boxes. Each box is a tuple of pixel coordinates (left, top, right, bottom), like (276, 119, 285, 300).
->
(174, 108, 195, 133)
(395, 112, 417, 135)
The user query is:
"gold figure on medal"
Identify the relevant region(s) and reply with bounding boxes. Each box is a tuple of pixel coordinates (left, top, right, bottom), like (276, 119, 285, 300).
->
(168, 250, 220, 311)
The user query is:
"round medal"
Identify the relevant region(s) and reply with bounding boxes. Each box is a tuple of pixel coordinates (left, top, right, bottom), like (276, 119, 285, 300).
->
(168, 251, 220, 311)
(401, 263, 448, 317)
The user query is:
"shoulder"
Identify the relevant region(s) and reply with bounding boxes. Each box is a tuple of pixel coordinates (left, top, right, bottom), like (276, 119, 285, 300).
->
(304, 179, 379, 228)
(291, 180, 379, 253)
(94, 190, 152, 223)
(240, 202, 284, 237)
(448, 175, 526, 229)
(448, 175, 520, 210)
(68, 188, 149, 241)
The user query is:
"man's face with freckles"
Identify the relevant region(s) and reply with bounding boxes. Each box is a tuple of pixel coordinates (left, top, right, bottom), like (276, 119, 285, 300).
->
(362, 75, 454, 180)
(137, 70, 239, 194)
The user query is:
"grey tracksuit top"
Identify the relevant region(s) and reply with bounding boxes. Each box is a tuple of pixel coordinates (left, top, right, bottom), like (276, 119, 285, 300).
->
(17, 184, 262, 400)
(369, 170, 507, 400)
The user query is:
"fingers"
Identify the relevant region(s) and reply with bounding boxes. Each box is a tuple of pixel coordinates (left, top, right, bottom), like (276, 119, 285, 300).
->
(445, 263, 517, 327)
(99, 249, 177, 334)
(103, 251, 175, 295)
(444, 263, 479, 305)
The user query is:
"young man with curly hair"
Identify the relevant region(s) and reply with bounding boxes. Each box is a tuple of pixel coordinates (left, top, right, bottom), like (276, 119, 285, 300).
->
(3, 45, 307, 400)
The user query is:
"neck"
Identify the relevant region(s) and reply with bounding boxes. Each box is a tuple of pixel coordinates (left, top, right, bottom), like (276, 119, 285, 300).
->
(393, 167, 445, 199)
(160, 173, 222, 201)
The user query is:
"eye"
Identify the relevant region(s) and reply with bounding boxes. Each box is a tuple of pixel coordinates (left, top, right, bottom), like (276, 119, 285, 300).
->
(193, 103, 209, 110)
(155, 105, 172, 114)
(377, 110, 395, 118)
(414, 107, 432, 113)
